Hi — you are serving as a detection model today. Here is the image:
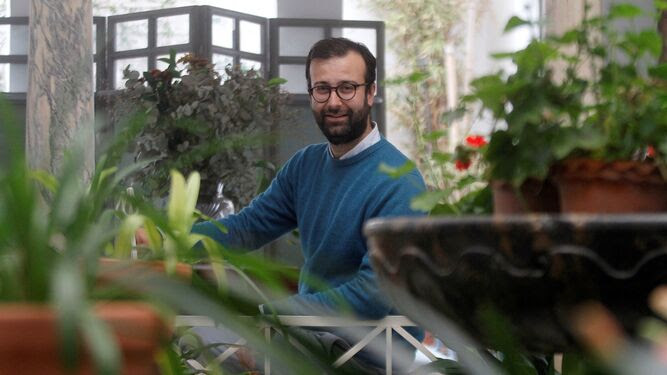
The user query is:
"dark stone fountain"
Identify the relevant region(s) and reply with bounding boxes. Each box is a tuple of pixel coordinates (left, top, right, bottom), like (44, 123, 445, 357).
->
(364, 214, 667, 353)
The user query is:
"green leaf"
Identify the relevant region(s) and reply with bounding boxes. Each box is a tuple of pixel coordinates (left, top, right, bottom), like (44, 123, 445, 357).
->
(432, 151, 452, 164)
(196, 236, 228, 292)
(384, 71, 429, 86)
(561, 352, 599, 374)
(410, 190, 449, 212)
(268, 77, 287, 86)
(30, 169, 59, 193)
(590, 46, 607, 58)
(407, 70, 429, 83)
(423, 130, 447, 142)
(167, 170, 200, 234)
(469, 75, 507, 117)
(657, 0, 667, 10)
(552, 29, 582, 44)
(378, 160, 416, 179)
(609, 3, 642, 18)
(114, 214, 144, 258)
(626, 30, 662, 58)
(649, 64, 667, 79)
(52, 260, 86, 370)
(143, 218, 163, 255)
(490, 51, 516, 60)
(504, 16, 531, 32)
(442, 107, 467, 124)
(80, 309, 121, 375)
(478, 307, 538, 375)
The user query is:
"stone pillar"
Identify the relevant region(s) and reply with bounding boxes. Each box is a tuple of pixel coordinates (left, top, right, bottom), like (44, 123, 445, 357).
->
(26, 0, 94, 181)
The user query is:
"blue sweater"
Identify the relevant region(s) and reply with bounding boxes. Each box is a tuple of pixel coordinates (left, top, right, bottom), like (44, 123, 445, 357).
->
(193, 138, 425, 321)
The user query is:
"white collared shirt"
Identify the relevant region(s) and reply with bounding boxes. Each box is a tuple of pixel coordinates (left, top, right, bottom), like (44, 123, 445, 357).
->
(329, 122, 381, 160)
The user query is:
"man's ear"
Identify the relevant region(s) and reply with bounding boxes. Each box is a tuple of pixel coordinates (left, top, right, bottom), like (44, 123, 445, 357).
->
(367, 83, 376, 106)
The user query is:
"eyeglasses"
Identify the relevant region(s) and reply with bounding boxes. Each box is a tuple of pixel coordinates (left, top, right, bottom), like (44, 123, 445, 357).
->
(308, 82, 370, 103)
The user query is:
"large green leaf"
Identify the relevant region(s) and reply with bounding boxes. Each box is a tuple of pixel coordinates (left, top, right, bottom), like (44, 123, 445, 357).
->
(378, 160, 417, 179)
(649, 64, 667, 80)
(504, 16, 531, 33)
(411, 190, 450, 213)
(608, 3, 642, 19)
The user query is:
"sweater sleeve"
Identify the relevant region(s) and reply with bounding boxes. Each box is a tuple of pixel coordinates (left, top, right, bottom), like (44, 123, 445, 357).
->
(267, 252, 391, 318)
(267, 171, 426, 318)
(192, 155, 300, 250)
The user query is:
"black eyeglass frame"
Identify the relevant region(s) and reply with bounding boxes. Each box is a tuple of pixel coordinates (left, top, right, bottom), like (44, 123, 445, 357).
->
(307, 82, 371, 103)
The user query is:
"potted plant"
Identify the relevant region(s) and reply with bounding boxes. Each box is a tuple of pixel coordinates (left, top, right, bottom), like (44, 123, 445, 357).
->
(461, 3, 667, 213)
(116, 51, 289, 210)
(0, 100, 168, 373)
(0, 97, 334, 374)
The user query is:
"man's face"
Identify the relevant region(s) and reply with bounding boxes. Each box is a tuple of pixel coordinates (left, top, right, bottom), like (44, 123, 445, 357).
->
(309, 51, 375, 145)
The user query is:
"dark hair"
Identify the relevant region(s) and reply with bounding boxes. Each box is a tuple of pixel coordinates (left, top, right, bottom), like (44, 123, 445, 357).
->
(305, 37, 376, 89)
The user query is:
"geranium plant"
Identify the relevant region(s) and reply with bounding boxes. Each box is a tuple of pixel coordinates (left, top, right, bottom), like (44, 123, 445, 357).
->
(116, 51, 289, 207)
(462, 3, 667, 187)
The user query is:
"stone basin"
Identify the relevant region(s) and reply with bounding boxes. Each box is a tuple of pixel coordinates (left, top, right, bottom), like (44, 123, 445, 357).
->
(364, 214, 667, 354)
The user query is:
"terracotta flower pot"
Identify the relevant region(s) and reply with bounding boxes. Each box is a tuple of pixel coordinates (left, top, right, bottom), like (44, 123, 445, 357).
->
(0, 302, 167, 374)
(553, 158, 667, 213)
(98, 257, 193, 281)
(492, 178, 560, 214)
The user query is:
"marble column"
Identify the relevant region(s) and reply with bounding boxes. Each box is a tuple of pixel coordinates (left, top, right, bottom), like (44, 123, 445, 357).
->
(25, 0, 94, 181)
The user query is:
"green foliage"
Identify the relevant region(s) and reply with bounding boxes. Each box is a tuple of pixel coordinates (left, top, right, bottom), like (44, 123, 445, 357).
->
(366, 0, 492, 216)
(0, 96, 349, 374)
(0, 93, 142, 372)
(478, 307, 538, 375)
(116, 51, 289, 207)
(504, 16, 533, 33)
(462, 4, 667, 186)
(365, 0, 468, 190)
(378, 160, 417, 179)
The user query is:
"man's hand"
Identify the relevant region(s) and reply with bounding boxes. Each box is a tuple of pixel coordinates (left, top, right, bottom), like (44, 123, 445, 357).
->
(235, 347, 257, 372)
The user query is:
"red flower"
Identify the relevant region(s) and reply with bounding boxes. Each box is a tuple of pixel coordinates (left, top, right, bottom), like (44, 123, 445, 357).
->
(648, 145, 656, 158)
(455, 159, 471, 171)
(465, 135, 487, 148)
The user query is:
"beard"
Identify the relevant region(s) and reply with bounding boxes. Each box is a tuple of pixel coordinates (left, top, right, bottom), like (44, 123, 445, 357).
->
(313, 100, 371, 145)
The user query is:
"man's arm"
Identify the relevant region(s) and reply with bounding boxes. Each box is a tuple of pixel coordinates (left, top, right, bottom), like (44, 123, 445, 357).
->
(192, 159, 299, 250)
(266, 252, 392, 318)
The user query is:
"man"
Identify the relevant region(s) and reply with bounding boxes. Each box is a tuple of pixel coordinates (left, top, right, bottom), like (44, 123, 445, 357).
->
(187, 37, 426, 373)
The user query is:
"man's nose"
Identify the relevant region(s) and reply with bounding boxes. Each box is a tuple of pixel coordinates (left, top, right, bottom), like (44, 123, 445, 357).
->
(326, 90, 343, 108)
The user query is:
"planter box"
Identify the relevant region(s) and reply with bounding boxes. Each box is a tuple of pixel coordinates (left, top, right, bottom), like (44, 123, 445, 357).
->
(554, 159, 667, 213)
(0, 302, 166, 374)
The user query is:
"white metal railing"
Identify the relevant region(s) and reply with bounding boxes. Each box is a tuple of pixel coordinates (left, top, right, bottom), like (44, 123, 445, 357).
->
(175, 315, 440, 375)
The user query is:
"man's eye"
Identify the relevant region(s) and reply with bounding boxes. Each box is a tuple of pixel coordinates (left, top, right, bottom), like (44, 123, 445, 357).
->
(339, 84, 355, 93)
(314, 86, 331, 94)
